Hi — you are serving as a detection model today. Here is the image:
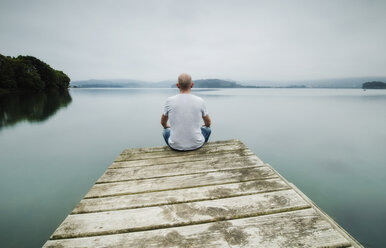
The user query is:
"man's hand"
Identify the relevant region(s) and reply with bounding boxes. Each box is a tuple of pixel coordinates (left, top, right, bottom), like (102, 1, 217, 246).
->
(203, 114, 211, 127)
(161, 114, 170, 129)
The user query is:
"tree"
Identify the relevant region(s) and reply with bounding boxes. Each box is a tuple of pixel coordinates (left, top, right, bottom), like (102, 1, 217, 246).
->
(0, 55, 17, 89)
(0, 54, 70, 92)
(362, 81, 386, 89)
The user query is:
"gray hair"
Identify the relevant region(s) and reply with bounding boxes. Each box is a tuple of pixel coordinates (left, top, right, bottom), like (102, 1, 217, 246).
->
(178, 73, 192, 90)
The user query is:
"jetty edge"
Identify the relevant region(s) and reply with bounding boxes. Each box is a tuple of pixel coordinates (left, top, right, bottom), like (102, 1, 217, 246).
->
(44, 139, 362, 247)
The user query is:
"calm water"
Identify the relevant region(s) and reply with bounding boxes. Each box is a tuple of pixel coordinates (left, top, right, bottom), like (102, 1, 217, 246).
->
(0, 88, 385, 247)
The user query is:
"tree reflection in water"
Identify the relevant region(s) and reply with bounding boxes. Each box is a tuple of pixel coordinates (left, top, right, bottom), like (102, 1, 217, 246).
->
(0, 90, 72, 129)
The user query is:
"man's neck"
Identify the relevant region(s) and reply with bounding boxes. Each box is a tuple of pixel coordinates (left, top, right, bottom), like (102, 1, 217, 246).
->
(179, 89, 191, 94)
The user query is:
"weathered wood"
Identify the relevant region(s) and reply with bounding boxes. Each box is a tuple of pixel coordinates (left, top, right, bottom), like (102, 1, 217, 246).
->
(44, 208, 351, 248)
(287, 182, 364, 248)
(50, 190, 310, 239)
(110, 150, 256, 168)
(44, 140, 362, 247)
(73, 178, 290, 214)
(86, 167, 277, 198)
(121, 139, 242, 154)
(98, 155, 263, 183)
(115, 143, 248, 162)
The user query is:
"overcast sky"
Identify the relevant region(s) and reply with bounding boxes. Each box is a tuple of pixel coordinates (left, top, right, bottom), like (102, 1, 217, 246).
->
(1, 0, 385, 82)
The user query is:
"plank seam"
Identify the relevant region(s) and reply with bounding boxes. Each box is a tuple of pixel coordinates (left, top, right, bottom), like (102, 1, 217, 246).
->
(109, 154, 258, 169)
(289, 182, 363, 248)
(72, 187, 292, 214)
(120, 140, 242, 154)
(85, 176, 280, 199)
(264, 163, 363, 248)
(97, 164, 266, 183)
(44, 140, 361, 247)
(115, 148, 252, 162)
(51, 205, 313, 240)
(119, 142, 245, 155)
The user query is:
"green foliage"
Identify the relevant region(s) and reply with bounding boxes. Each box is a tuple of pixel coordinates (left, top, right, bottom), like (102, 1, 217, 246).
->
(362, 81, 386, 89)
(0, 54, 70, 91)
(0, 54, 17, 89)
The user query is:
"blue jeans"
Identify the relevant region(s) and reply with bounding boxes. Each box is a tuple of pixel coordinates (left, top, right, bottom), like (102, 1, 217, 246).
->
(162, 127, 211, 149)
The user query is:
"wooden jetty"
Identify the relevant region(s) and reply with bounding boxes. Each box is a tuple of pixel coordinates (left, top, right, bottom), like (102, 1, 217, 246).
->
(44, 139, 362, 247)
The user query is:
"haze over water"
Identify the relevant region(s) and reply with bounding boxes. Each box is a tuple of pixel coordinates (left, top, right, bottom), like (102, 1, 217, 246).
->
(0, 88, 385, 247)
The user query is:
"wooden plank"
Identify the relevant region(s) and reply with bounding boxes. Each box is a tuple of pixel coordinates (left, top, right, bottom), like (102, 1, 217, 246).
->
(43, 140, 363, 247)
(115, 143, 248, 162)
(44, 208, 351, 248)
(121, 139, 242, 154)
(110, 150, 256, 168)
(287, 182, 363, 248)
(50, 190, 311, 239)
(85, 166, 277, 198)
(120, 142, 245, 156)
(98, 155, 263, 183)
(73, 178, 290, 214)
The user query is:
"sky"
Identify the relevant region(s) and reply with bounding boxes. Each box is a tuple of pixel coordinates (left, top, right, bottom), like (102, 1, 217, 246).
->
(1, 0, 386, 82)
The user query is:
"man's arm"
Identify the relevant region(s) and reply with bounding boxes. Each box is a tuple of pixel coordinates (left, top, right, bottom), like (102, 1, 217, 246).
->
(203, 114, 211, 127)
(161, 114, 170, 128)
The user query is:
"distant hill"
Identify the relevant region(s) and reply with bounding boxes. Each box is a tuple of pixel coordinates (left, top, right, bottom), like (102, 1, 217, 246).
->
(71, 79, 172, 88)
(71, 76, 386, 89)
(71, 79, 142, 88)
(192, 79, 258, 88)
(362, 81, 386, 89)
(242, 77, 386, 88)
(71, 79, 256, 88)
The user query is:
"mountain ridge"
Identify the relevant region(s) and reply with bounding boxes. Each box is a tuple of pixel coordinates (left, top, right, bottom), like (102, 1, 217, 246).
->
(71, 76, 386, 89)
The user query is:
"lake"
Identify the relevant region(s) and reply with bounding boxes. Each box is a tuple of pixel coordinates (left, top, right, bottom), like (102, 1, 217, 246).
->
(0, 88, 385, 247)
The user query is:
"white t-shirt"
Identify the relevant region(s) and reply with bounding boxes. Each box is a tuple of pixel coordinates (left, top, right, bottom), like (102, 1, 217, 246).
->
(163, 93, 208, 150)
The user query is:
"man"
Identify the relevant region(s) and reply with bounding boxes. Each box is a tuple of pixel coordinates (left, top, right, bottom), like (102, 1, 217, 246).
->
(161, 73, 211, 151)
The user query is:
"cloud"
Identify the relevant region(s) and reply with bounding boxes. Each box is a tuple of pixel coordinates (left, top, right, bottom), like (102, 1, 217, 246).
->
(1, 0, 385, 81)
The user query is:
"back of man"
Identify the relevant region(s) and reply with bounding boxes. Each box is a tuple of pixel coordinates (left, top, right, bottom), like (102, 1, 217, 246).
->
(161, 73, 211, 151)
(163, 94, 207, 150)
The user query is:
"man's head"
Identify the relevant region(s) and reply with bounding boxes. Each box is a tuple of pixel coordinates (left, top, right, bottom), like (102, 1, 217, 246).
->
(177, 73, 193, 91)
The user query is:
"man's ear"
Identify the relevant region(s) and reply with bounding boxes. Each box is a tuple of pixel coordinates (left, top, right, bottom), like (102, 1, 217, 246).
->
(176, 83, 180, 88)
(191, 82, 194, 88)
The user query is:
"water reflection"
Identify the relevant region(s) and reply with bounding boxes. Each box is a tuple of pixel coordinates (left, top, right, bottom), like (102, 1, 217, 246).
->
(0, 90, 72, 129)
